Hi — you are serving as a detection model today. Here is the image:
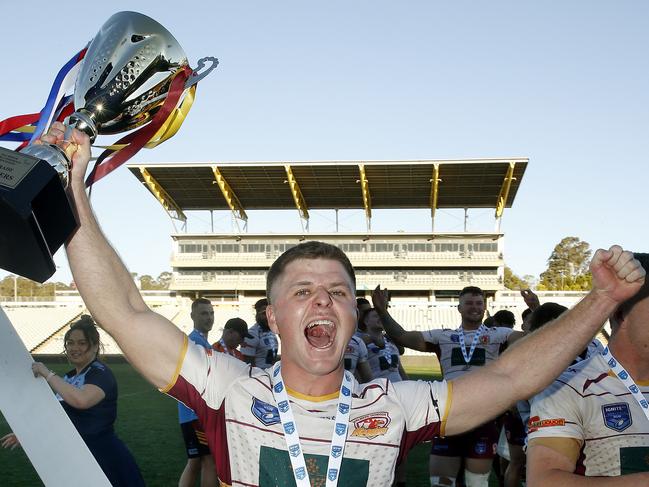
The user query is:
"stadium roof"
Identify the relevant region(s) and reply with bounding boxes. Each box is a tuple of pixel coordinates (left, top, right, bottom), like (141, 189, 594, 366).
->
(127, 158, 528, 222)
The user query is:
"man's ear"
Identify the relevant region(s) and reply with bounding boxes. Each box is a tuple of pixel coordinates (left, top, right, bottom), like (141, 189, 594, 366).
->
(267, 304, 279, 335)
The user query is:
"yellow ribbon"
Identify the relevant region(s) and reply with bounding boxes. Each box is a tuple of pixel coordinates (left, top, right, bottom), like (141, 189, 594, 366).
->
(94, 83, 196, 151)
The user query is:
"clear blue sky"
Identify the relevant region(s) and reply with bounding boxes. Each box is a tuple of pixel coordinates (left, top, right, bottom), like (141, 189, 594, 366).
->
(2, 1, 648, 285)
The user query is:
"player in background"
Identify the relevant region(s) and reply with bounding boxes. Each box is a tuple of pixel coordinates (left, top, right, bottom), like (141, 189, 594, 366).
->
(212, 317, 252, 361)
(240, 298, 279, 369)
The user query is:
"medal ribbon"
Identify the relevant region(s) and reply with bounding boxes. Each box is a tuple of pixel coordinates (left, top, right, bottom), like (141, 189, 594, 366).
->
(602, 346, 649, 421)
(458, 324, 486, 365)
(270, 362, 353, 487)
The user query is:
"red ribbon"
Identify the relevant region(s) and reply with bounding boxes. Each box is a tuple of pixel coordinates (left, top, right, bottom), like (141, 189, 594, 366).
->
(85, 65, 192, 187)
(0, 113, 40, 137)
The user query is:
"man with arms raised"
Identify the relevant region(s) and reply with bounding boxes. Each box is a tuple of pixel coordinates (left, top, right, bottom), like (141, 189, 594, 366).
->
(51, 124, 646, 486)
(527, 253, 649, 485)
(375, 285, 522, 487)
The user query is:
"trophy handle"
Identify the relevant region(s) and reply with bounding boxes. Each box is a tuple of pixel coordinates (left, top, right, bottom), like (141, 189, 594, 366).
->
(185, 57, 219, 88)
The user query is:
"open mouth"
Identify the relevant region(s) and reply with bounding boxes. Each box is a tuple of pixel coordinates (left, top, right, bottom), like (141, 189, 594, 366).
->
(304, 320, 335, 349)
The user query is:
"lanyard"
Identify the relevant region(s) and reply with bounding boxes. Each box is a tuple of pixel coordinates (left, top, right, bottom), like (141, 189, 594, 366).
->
(602, 346, 649, 421)
(270, 362, 353, 487)
(458, 324, 486, 364)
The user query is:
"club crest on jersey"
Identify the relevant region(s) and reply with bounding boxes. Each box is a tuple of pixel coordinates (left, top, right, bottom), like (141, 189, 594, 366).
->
(251, 398, 280, 426)
(450, 334, 460, 343)
(335, 423, 347, 436)
(288, 443, 301, 457)
(295, 467, 306, 480)
(479, 335, 490, 344)
(338, 403, 350, 414)
(602, 403, 632, 432)
(328, 468, 339, 481)
(278, 400, 290, 413)
(331, 445, 343, 458)
(284, 421, 296, 435)
(474, 440, 487, 455)
(351, 412, 391, 439)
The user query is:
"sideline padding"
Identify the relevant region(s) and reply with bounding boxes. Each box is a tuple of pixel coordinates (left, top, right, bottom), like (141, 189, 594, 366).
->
(0, 307, 110, 487)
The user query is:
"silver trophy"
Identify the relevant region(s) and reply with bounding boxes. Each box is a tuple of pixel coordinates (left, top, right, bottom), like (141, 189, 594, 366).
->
(0, 11, 217, 282)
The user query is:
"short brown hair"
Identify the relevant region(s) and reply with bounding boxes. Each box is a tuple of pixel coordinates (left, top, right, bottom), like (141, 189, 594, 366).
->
(459, 286, 484, 299)
(266, 241, 356, 302)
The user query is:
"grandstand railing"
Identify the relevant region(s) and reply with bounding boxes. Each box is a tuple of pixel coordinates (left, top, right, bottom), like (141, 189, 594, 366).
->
(171, 250, 502, 268)
(171, 273, 503, 291)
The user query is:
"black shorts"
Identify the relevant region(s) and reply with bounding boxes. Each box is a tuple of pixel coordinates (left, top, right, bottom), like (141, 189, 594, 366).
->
(502, 410, 526, 447)
(180, 419, 211, 458)
(430, 419, 500, 459)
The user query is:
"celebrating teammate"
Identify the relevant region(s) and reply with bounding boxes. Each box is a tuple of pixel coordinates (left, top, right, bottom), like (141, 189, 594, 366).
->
(374, 285, 523, 487)
(49, 123, 646, 486)
(527, 253, 649, 485)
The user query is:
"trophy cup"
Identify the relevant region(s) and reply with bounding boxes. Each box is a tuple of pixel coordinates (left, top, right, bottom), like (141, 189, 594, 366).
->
(0, 11, 216, 283)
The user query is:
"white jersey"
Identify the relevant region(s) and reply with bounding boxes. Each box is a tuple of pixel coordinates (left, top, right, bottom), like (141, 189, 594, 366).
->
(344, 335, 369, 375)
(165, 337, 451, 486)
(518, 339, 606, 434)
(421, 326, 513, 380)
(239, 323, 278, 369)
(367, 338, 402, 383)
(529, 353, 649, 476)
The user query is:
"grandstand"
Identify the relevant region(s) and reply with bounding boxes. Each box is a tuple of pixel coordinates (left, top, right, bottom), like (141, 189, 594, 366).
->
(2, 156, 600, 357)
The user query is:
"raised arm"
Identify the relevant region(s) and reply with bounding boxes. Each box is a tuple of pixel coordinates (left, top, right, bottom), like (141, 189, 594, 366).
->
(371, 285, 429, 352)
(41, 123, 185, 389)
(445, 246, 645, 435)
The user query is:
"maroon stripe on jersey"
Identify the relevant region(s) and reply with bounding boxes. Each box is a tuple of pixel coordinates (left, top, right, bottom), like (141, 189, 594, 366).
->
(585, 432, 649, 442)
(167, 375, 232, 485)
(397, 422, 441, 465)
(396, 384, 444, 464)
(554, 378, 646, 399)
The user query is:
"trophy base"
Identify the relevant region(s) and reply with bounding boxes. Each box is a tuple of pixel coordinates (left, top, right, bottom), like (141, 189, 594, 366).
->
(0, 147, 78, 283)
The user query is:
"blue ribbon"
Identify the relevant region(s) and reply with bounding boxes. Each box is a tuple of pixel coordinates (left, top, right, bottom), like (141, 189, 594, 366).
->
(29, 49, 85, 144)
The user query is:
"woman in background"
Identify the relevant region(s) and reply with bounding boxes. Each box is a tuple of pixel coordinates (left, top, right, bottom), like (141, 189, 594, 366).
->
(1, 315, 144, 486)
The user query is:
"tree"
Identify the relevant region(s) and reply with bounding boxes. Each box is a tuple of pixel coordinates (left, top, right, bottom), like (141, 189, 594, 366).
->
(504, 266, 531, 290)
(539, 236, 592, 290)
(157, 271, 172, 289)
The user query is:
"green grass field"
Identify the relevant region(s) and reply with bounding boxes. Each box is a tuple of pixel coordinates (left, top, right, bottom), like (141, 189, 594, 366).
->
(0, 361, 504, 486)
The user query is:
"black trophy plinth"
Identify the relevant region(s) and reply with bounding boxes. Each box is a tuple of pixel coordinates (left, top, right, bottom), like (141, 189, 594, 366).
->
(0, 146, 78, 283)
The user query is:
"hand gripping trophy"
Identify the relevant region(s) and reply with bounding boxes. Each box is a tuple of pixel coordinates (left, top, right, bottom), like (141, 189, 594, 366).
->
(0, 11, 216, 282)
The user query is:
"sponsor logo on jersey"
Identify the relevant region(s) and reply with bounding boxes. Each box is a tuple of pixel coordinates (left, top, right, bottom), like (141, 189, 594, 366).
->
(251, 397, 280, 426)
(479, 335, 490, 344)
(450, 334, 459, 343)
(527, 416, 565, 433)
(351, 412, 391, 439)
(602, 403, 632, 432)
